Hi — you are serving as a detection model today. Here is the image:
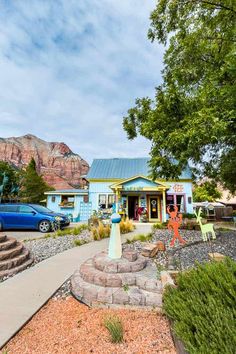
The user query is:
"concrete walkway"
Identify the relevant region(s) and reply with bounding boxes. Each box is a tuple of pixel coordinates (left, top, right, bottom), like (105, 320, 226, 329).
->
(0, 223, 152, 348)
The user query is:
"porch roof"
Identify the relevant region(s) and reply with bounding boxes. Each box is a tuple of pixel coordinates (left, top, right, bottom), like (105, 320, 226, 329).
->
(110, 175, 169, 191)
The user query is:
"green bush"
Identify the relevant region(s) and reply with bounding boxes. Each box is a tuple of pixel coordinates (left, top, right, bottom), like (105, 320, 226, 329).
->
(182, 213, 196, 219)
(163, 258, 236, 354)
(152, 222, 166, 230)
(74, 239, 88, 246)
(104, 316, 124, 343)
(126, 233, 152, 243)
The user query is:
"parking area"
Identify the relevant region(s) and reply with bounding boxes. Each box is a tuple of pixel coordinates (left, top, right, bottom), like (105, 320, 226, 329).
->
(0, 222, 84, 241)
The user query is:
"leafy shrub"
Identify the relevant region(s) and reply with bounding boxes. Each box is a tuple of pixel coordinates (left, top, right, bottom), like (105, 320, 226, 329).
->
(72, 224, 88, 235)
(74, 239, 88, 246)
(91, 221, 110, 240)
(163, 258, 236, 354)
(127, 233, 152, 243)
(152, 222, 166, 230)
(120, 217, 134, 234)
(182, 213, 196, 219)
(104, 316, 124, 343)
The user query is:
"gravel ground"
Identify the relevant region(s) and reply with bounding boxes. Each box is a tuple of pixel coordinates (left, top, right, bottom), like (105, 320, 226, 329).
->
(24, 230, 92, 265)
(124, 229, 236, 271)
(3, 297, 176, 354)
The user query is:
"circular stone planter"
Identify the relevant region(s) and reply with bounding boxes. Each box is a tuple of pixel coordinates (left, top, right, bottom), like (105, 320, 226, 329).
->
(71, 250, 164, 309)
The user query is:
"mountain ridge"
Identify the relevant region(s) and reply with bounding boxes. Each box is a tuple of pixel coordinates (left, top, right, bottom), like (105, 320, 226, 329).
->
(0, 134, 89, 189)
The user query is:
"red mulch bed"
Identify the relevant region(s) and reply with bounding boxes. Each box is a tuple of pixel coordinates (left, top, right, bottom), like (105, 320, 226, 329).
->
(2, 297, 176, 354)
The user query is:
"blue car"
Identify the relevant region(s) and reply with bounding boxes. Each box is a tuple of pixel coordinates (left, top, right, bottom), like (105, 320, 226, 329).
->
(0, 204, 70, 233)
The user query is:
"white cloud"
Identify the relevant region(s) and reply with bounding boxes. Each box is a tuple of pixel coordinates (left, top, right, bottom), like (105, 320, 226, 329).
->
(0, 0, 164, 163)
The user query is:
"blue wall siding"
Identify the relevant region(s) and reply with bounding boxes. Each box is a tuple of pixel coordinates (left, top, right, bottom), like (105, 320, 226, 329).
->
(47, 195, 85, 218)
(166, 182, 193, 214)
(89, 181, 114, 212)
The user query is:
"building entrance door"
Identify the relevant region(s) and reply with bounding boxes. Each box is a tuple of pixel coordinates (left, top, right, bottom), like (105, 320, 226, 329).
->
(149, 196, 159, 220)
(128, 196, 139, 220)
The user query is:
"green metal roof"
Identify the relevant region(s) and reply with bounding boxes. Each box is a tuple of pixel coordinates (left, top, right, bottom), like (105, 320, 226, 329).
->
(86, 158, 192, 180)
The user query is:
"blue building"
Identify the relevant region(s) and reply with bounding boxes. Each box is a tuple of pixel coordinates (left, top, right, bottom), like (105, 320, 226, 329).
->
(45, 157, 193, 222)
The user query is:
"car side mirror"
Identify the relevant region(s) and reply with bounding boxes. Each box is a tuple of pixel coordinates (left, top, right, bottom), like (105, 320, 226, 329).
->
(31, 211, 37, 215)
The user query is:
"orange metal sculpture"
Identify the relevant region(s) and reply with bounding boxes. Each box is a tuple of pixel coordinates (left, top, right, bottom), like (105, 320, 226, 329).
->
(167, 205, 186, 247)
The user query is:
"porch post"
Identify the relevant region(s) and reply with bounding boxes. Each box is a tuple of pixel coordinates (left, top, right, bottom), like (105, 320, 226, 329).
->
(115, 189, 119, 213)
(162, 189, 166, 222)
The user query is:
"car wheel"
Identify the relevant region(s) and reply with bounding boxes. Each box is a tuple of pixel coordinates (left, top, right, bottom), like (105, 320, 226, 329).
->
(38, 220, 51, 233)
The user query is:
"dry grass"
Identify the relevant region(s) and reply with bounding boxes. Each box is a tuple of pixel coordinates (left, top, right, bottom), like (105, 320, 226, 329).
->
(120, 217, 135, 234)
(91, 221, 111, 240)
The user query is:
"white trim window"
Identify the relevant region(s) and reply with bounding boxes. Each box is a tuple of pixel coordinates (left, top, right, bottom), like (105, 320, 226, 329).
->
(98, 194, 106, 209)
(98, 194, 115, 209)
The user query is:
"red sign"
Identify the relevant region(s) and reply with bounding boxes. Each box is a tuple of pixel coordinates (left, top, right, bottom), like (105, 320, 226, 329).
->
(173, 184, 184, 193)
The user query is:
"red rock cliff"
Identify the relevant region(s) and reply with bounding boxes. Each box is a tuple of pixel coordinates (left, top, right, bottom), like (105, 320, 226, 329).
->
(0, 134, 89, 189)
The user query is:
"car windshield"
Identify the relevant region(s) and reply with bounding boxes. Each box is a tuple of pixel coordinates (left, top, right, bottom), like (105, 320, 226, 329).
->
(32, 205, 53, 213)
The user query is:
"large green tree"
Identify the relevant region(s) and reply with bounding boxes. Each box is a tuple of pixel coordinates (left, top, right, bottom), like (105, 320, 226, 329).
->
(0, 161, 20, 198)
(20, 158, 53, 203)
(193, 181, 222, 202)
(123, 0, 236, 193)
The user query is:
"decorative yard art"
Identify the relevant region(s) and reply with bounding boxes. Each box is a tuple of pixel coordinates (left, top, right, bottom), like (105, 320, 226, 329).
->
(108, 213, 122, 259)
(195, 207, 216, 241)
(167, 205, 186, 247)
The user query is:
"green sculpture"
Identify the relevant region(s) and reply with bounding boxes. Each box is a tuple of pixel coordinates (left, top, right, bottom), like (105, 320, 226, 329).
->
(195, 207, 216, 241)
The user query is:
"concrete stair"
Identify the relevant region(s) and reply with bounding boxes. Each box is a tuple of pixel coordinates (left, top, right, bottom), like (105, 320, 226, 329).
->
(0, 235, 33, 280)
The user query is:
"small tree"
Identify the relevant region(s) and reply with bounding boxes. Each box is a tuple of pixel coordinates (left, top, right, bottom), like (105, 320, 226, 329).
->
(193, 181, 222, 202)
(20, 158, 53, 203)
(0, 161, 20, 200)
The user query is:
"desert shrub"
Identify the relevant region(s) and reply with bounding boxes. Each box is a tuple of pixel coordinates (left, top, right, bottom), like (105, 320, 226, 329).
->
(182, 213, 196, 219)
(72, 224, 88, 235)
(91, 221, 110, 240)
(104, 316, 124, 343)
(127, 233, 152, 243)
(120, 217, 134, 234)
(74, 239, 88, 246)
(163, 258, 236, 354)
(152, 222, 166, 230)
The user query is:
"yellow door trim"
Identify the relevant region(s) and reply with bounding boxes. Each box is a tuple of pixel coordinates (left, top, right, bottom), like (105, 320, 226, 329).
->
(148, 195, 161, 221)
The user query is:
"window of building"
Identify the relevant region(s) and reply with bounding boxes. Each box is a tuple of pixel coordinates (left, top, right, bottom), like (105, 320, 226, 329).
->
(98, 194, 106, 209)
(83, 195, 89, 203)
(166, 194, 186, 212)
(60, 195, 75, 207)
(166, 194, 174, 207)
(176, 194, 185, 212)
(108, 194, 115, 208)
(51, 196, 56, 203)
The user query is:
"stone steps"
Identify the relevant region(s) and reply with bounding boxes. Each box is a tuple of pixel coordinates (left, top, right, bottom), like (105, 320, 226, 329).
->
(0, 234, 7, 243)
(71, 273, 162, 308)
(71, 250, 163, 309)
(0, 234, 33, 280)
(0, 258, 33, 279)
(0, 237, 17, 251)
(80, 258, 162, 292)
(0, 243, 23, 261)
(0, 249, 30, 271)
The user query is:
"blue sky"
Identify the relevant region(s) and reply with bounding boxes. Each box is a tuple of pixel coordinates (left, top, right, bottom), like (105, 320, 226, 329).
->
(0, 0, 164, 163)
